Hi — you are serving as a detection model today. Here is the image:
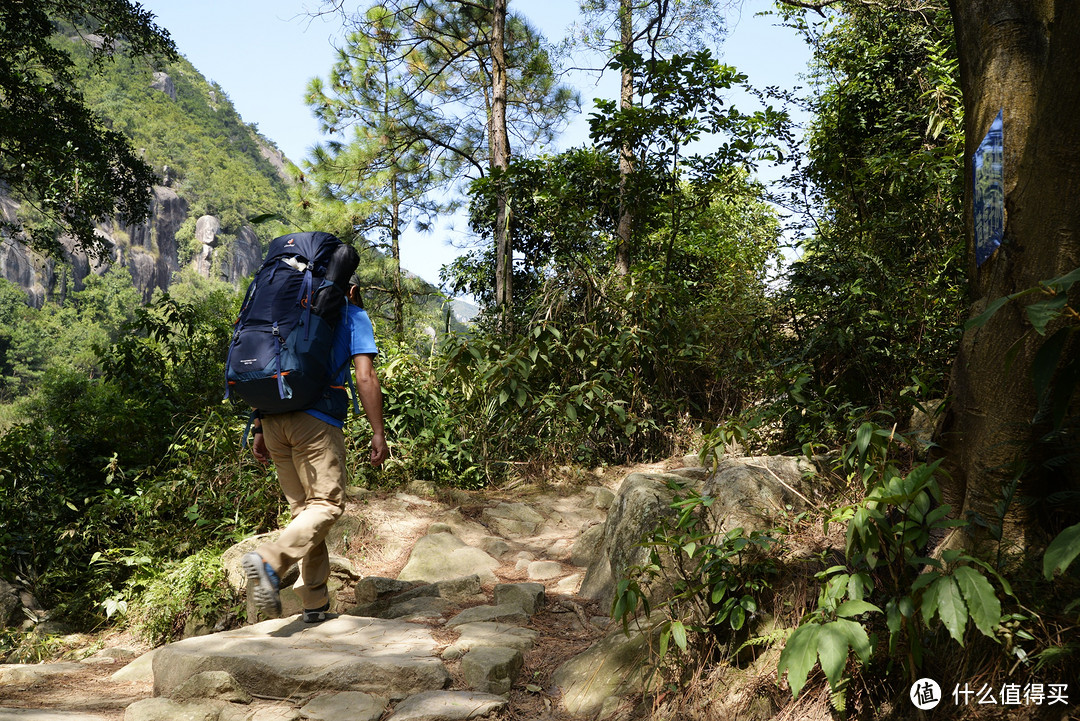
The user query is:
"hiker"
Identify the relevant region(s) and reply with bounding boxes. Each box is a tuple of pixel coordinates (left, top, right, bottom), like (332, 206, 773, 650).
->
(242, 274, 389, 623)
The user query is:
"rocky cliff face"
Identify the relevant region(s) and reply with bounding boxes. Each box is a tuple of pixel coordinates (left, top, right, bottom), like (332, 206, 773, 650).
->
(0, 187, 265, 307)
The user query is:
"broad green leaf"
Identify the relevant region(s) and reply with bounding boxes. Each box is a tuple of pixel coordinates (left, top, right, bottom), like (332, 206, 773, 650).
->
(658, 627, 670, 660)
(929, 575, 968, 644)
(952, 566, 1001, 639)
(836, 600, 881, 618)
(885, 599, 901, 637)
(1044, 265, 1080, 293)
(730, 605, 746, 630)
(1026, 294, 1068, 335)
(964, 295, 1012, 331)
(1031, 328, 1071, 402)
(779, 624, 821, 699)
(855, 422, 873, 457)
(835, 618, 873, 665)
(670, 620, 688, 651)
(816, 622, 850, 689)
(1043, 522, 1080, 579)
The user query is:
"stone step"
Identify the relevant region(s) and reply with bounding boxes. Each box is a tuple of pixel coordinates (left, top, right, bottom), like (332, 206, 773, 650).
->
(152, 616, 450, 701)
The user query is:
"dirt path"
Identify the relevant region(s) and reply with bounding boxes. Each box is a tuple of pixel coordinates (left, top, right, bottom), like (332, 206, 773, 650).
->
(2, 462, 673, 720)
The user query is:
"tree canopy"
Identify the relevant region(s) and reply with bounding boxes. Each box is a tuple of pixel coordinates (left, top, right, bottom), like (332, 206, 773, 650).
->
(0, 0, 176, 258)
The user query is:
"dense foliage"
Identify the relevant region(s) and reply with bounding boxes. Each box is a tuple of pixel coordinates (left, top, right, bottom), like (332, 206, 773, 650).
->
(0, 1, 176, 258)
(1, 3, 1077, 717)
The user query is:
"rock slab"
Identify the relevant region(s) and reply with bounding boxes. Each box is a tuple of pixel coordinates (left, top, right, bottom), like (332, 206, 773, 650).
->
(397, 533, 500, 585)
(387, 690, 508, 720)
(153, 616, 449, 701)
(299, 691, 387, 721)
(461, 647, 523, 696)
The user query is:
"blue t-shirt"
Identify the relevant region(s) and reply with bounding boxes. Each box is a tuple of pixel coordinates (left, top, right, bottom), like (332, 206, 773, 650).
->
(305, 303, 378, 427)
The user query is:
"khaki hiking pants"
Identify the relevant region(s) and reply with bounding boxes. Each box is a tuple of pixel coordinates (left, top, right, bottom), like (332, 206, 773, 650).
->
(257, 411, 347, 610)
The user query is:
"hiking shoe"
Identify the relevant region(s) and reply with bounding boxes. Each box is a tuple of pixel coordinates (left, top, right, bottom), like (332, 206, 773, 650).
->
(242, 552, 281, 617)
(303, 602, 331, 624)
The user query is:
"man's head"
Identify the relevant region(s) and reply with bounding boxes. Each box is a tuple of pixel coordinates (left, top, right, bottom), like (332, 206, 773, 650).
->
(347, 273, 363, 308)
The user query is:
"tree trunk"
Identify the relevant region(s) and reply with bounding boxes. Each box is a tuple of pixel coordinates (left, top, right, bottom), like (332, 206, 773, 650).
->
(939, 0, 1080, 546)
(491, 0, 512, 314)
(614, 0, 634, 276)
(391, 173, 405, 342)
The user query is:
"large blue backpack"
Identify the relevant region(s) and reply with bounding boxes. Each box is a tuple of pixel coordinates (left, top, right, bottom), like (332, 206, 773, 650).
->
(225, 231, 360, 415)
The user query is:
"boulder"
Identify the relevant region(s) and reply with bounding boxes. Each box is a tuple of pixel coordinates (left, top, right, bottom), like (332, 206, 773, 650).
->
(386, 690, 507, 721)
(492, 583, 545, 615)
(168, 670, 251, 703)
(434, 575, 483, 603)
(477, 537, 511, 559)
(354, 577, 418, 605)
(480, 503, 544, 537)
(701, 456, 817, 534)
(124, 697, 245, 721)
(445, 604, 529, 628)
(569, 523, 606, 567)
(111, 648, 158, 682)
(430, 510, 493, 548)
(229, 226, 263, 282)
(555, 573, 583, 595)
(460, 646, 523, 696)
(381, 596, 456, 622)
(152, 616, 449, 701)
(118, 185, 186, 299)
(151, 72, 177, 100)
(580, 460, 816, 607)
(552, 613, 663, 716)
(445, 622, 537, 655)
(578, 472, 688, 607)
(592, 487, 616, 510)
(0, 578, 20, 627)
(250, 708, 302, 721)
(192, 215, 221, 278)
(397, 533, 500, 585)
(526, 561, 563, 581)
(299, 691, 387, 721)
(0, 709, 111, 720)
(0, 662, 84, 685)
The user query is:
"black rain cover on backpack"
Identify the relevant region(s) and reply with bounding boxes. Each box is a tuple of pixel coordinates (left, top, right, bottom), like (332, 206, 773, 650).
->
(225, 231, 360, 414)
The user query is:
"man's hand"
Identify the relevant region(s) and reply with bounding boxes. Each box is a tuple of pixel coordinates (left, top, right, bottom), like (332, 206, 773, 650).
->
(252, 431, 270, 465)
(370, 432, 389, 467)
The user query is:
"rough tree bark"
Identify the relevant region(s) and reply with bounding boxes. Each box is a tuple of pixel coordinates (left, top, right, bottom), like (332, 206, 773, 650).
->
(614, 0, 634, 276)
(491, 0, 512, 313)
(939, 0, 1080, 545)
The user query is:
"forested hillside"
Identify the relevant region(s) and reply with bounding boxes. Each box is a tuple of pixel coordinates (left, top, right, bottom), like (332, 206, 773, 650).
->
(1, 1, 1078, 719)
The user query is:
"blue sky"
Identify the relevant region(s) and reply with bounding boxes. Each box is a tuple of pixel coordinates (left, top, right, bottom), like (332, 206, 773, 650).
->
(139, 0, 811, 287)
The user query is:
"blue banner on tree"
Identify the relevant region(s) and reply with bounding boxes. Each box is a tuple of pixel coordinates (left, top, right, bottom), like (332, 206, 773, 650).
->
(973, 109, 1005, 267)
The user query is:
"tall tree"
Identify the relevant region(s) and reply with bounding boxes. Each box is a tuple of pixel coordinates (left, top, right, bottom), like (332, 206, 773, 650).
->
(940, 0, 1080, 542)
(0, 0, 175, 258)
(571, 0, 725, 273)
(308, 6, 452, 339)
(316, 0, 578, 314)
(776, 0, 1080, 543)
(490, 0, 512, 314)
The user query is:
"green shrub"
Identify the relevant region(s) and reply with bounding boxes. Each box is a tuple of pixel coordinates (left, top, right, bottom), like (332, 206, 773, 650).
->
(612, 480, 780, 666)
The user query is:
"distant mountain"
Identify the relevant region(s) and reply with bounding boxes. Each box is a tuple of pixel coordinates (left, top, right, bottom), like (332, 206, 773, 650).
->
(1, 32, 293, 306)
(451, 298, 480, 324)
(1, 29, 474, 330)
